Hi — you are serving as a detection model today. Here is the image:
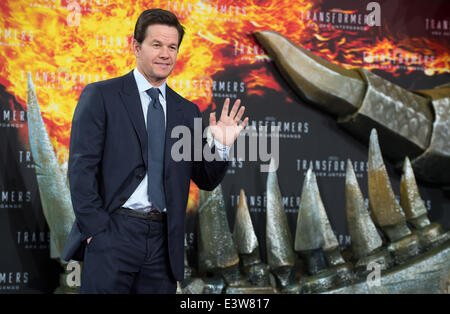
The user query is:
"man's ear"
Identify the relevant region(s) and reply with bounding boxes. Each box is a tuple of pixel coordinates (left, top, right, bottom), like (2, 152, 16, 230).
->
(132, 38, 141, 56)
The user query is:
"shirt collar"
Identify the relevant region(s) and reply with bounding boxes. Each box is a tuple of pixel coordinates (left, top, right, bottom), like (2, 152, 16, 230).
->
(133, 68, 166, 100)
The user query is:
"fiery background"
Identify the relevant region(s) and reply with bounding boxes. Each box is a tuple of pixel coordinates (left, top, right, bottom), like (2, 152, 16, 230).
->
(1, 0, 449, 211)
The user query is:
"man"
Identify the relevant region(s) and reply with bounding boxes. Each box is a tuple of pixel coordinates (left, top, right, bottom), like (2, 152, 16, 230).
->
(61, 8, 248, 293)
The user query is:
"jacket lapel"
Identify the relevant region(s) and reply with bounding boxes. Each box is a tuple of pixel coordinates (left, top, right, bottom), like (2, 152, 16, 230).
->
(164, 86, 184, 171)
(118, 72, 185, 171)
(119, 71, 148, 168)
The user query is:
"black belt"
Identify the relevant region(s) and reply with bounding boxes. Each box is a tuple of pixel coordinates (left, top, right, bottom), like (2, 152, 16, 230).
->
(116, 207, 166, 222)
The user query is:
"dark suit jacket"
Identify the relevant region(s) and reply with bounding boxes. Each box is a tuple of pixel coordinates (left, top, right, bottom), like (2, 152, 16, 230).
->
(61, 70, 229, 281)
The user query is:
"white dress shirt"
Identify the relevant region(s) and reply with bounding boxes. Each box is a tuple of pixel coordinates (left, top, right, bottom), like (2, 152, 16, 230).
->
(123, 68, 230, 212)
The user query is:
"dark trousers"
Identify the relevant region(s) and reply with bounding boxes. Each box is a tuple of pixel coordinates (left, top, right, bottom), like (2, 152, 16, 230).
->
(79, 211, 177, 294)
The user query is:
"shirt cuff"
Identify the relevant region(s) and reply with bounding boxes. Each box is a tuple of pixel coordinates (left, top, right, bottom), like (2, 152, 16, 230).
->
(213, 138, 231, 161)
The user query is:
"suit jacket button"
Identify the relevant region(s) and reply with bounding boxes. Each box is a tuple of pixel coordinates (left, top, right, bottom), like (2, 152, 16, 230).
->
(136, 174, 143, 180)
(120, 197, 127, 202)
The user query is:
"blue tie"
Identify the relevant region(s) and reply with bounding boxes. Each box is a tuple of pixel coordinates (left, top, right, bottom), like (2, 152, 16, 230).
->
(145, 87, 166, 212)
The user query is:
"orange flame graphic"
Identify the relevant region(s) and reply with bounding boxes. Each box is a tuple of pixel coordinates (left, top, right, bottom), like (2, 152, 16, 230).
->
(244, 67, 282, 96)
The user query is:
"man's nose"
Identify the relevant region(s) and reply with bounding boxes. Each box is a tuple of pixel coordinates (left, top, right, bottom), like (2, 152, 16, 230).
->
(158, 46, 170, 58)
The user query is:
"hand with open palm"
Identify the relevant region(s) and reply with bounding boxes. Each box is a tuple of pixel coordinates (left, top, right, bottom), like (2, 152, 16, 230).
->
(209, 98, 249, 147)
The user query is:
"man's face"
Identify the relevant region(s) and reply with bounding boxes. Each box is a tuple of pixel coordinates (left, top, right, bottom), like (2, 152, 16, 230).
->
(133, 24, 179, 86)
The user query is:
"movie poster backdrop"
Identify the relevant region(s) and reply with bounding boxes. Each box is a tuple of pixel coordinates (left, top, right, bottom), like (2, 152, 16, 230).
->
(0, 0, 449, 292)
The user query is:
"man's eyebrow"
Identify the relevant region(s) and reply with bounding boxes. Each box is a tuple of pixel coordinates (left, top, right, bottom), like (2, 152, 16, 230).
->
(151, 39, 178, 47)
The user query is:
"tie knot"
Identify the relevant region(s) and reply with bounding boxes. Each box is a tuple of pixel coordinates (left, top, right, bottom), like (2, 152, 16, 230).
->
(146, 87, 160, 100)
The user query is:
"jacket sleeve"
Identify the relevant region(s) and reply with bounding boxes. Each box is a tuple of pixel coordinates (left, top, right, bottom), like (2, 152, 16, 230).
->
(68, 83, 110, 240)
(190, 105, 230, 191)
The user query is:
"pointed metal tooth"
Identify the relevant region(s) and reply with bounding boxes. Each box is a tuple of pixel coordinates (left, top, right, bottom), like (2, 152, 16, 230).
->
(294, 168, 329, 276)
(400, 156, 430, 227)
(254, 30, 365, 116)
(266, 157, 296, 270)
(233, 189, 259, 256)
(346, 159, 383, 260)
(295, 168, 325, 252)
(368, 129, 411, 242)
(310, 172, 340, 251)
(233, 190, 271, 287)
(197, 184, 239, 273)
(368, 129, 420, 264)
(309, 171, 347, 267)
(27, 74, 75, 258)
(400, 157, 450, 248)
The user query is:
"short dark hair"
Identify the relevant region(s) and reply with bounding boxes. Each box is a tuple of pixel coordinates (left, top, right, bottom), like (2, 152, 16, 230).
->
(134, 9, 185, 47)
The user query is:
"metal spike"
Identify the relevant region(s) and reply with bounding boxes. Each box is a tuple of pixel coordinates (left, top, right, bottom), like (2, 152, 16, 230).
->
(197, 184, 240, 276)
(400, 157, 450, 249)
(232, 189, 272, 288)
(291, 170, 343, 292)
(303, 169, 354, 283)
(266, 157, 296, 268)
(346, 159, 383, 259)
(310, 172, 347, 267)
(368, 129, 409, 240)
(368, 129, 419, 264)
(266, 157, 296, 287)
(311, 173, 339, 250)
(233, 189, 259, 256)
(294, 168, 328, 277)
(295, 168, 325, 252)
(400, 157, 429, 226)
(346, 159, 392, 273)
(299, 170, 357, 284)
(27, 74, 75, 258)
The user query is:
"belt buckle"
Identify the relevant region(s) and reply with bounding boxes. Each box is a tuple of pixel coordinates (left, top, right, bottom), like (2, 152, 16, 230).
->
(149, 205, 160, 214)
